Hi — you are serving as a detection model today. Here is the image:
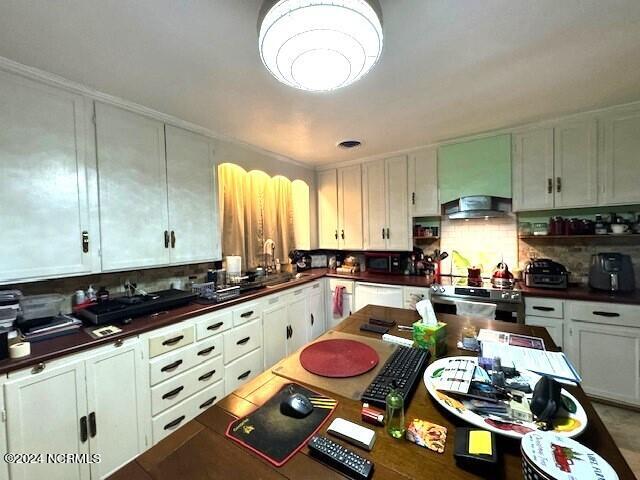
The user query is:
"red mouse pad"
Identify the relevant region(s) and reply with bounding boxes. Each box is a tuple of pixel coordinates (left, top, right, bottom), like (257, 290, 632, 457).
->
(299, 339, 379, 378)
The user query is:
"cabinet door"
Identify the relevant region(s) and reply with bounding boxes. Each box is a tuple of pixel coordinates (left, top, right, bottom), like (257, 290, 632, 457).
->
(317, 169, 339, 249)
(337, 164, 363, 250)
(262, 298, 289, 370)
(0, 378, 7, 480)
(553, 119, 598, 208)
(165, 125, 220, 264)
(568, 321, 640, 405)
(5, 361, 90, 480)
(95, 102, 170, 271)
(0, 71, 94, 283)
(287, 291, 309, 354)
(362, 159, 387, 250)
(525, 315, 564, 349)
(409, 147, 439, 217)
(601, 107, 640, 205)
(85, 341, 147, 479)
(309, 283, 326, 340)
(512, 128, 555, 211)
(385, 156, 410, 251)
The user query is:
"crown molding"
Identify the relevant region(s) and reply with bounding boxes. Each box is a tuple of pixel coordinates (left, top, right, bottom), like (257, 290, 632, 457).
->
(0, 55, 309, 170)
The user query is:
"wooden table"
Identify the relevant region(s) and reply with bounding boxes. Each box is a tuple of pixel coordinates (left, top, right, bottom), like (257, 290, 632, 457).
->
(111, 306, 636, 480)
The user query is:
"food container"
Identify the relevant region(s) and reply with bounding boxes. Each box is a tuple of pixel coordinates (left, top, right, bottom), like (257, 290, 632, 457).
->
(521, 431, 618, 480)
(533, 223, 549, 236)
(20, 294, 65, 320)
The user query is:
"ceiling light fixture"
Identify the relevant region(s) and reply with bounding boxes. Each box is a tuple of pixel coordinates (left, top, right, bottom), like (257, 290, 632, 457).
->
(258, 0, 383, 92)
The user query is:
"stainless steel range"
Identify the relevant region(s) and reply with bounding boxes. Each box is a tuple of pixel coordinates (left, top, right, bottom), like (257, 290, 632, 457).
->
(430, 276, 524, 323)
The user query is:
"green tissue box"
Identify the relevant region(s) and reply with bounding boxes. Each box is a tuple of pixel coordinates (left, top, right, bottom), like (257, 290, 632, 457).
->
(413, 322, 447, 358)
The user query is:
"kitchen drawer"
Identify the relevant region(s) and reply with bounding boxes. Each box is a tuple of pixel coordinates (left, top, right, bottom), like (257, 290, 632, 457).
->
(149, 335, 223, 386)
(151, 356, 223, 415)
(195, 309, 232, 340)
(225, 348, 263, 394)
(524, 297, 564, 319)
(148, 324, 195, 358)
(232, 302, 263, 326)
(152, 380, 224, 444)
(329, 278, 354, 294)
(224, 319, 262, 364)
(567, 300, 640, 328)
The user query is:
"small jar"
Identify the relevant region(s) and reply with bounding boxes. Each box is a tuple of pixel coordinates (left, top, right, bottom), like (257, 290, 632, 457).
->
(385, 382, 405, 439)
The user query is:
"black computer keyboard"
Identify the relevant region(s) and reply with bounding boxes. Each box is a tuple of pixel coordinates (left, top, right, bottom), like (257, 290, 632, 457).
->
(361, 346, 431, 408)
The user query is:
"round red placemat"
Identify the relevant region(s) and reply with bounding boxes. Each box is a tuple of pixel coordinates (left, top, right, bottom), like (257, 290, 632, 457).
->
(299, 339, 379, 378)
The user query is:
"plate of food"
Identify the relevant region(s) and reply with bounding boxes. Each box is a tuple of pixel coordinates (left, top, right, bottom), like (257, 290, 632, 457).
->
(423, 356, 588, 439)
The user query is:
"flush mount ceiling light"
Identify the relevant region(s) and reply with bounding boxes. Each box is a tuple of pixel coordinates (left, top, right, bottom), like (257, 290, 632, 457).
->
(258, 0, 383, 92)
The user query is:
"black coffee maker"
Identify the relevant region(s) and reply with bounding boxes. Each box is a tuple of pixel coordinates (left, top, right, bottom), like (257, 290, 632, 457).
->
(589, 253, 636, 292)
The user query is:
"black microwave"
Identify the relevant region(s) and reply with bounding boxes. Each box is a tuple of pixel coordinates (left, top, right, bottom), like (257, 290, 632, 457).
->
(365, 252, 402, 274)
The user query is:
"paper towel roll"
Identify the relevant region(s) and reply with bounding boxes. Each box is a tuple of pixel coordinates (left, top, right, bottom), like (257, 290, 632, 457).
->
(226, 256, 242, 276)
(9, 342, 31, 359)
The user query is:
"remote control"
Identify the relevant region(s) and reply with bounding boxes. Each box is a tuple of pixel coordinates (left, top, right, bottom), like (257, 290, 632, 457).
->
(327, 417, 377, 451)
(382, 333, 414, 347)
(369, 317, 396, 327)
(360, 323, 389, 335)
(308, 435, 374, 480)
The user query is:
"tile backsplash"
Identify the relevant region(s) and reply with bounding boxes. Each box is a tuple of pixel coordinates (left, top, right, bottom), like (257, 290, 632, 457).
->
(519, 238, 640, 286)
(439, 215, 518, 276)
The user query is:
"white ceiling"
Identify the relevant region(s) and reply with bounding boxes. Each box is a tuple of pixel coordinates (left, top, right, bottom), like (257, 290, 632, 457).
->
(1, 0, 639, 166)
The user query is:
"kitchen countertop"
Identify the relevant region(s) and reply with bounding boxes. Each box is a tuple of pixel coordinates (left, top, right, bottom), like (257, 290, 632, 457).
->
(3, 268, 639, 376)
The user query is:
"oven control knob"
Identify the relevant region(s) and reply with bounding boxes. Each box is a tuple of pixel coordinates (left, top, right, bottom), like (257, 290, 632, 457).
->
(439, 287, 446, 293)
(511, 293, 520, 301)
(431, 285, 439, 292)
(501, 292, 510, 299)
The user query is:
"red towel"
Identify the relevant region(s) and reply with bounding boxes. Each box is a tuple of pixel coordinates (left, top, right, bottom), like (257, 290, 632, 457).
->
(332, 286, 346, 316)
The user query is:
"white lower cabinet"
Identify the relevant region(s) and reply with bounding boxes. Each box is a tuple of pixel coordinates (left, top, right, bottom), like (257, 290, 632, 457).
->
(354, 282, 404, 311)
(287, 289, 309, 353)
(327, 279, 355, 330)
(525, 315, 564, 349)
(308, 281, 326, 340)
(262, 297, 289, 370)
(4, 339, 144, 480)
(224, 349, 263, 394)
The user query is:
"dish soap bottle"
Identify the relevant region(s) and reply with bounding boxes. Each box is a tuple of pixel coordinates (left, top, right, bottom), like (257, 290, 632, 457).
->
(385, 381, 405, 439)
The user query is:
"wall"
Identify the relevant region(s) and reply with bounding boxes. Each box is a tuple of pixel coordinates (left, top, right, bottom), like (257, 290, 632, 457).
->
(439, 215, 518, 276)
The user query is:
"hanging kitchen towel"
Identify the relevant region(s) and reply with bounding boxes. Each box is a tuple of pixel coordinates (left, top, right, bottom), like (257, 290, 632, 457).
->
(454, 301, 497, 319)
(332, 286, 346, 316)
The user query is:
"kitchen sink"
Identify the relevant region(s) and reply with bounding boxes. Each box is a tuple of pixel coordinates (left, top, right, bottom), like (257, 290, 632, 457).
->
(264, 272, 311, 288)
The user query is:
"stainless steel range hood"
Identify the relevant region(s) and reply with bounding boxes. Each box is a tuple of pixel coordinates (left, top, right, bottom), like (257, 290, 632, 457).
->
(442, 196, 511, 220)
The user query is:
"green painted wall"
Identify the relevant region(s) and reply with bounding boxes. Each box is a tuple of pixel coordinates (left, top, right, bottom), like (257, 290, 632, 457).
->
(438, 135, 512, 204)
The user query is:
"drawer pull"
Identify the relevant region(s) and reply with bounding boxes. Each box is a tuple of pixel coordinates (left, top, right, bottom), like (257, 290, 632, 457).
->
(198, 346, 216, 356)
(237, 370, 251, 380)
(164, 415, 186, 430)
(88, 412, 97, 438)
(207, 321, 224, 331)
(592, 311, 620, 318)
(161, 359, 183, 372)
(240, 310, 254, 318)
(532, 306, 555, 312)
(198, 370, 216, 381)
(311, 313, 314, 326)
(162, 335, 184, 346)
(236, 336, 251, 345)
(162, 386, 185, 400)
(199, 396, 217, 409)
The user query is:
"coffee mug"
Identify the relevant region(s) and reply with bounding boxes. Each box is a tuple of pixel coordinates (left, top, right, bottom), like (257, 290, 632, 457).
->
(611, 224, 629, 234)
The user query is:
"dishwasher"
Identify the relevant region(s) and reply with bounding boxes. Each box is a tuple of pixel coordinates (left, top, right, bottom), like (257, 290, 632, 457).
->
(354, 282, 404, 311)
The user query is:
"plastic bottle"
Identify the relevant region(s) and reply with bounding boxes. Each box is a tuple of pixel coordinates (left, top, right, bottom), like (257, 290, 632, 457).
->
(87, 285, 97, 302)
(385, 381, 405, 439)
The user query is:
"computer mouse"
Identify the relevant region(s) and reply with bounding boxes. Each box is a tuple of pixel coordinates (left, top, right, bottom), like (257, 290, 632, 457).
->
(280, 392, 314, 418)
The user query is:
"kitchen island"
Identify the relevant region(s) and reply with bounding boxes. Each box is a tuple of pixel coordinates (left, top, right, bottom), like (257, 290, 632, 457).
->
(108, 305, 635, 480)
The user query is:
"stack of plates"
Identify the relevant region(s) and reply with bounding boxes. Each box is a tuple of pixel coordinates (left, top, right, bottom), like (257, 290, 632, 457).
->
(521, 431, 618, 480)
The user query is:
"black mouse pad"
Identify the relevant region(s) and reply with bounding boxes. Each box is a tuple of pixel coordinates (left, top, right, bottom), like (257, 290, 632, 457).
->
(225, 383, 337, 466)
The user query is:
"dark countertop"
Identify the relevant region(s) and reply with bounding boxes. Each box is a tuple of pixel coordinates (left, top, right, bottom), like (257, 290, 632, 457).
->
(4, 268, 638, 376)
(0, 270, 327, 376)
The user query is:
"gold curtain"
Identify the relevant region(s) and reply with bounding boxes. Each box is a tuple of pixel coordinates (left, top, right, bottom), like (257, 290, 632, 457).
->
(271, 176, 294, 263)
(218, 163, 246, 269)
(244, 170, 271, 269)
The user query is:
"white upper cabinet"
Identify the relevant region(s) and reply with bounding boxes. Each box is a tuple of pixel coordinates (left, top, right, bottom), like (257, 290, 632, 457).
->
(408, 147, 439, 217)
(512, 120, 598, 211)
(165, 125, 220, 264)
(337, 164, 363, 250)
(362, 159, 387, 250)
(95, 103, 170, 271)
(363, 156, 410, 251)
(385, 156, 411, 251)
(317, 169, 339, 249)
(512, 128, 555, 211)
(601, 106, 640, 206)
(553, 119, 598, 208)
(0, 70, 96, 283)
